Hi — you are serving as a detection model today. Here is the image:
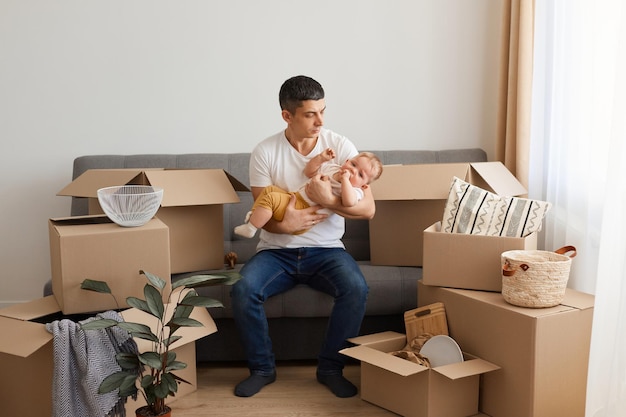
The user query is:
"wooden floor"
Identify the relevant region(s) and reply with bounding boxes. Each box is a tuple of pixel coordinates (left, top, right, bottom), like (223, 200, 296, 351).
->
(168, 361, 397, 416)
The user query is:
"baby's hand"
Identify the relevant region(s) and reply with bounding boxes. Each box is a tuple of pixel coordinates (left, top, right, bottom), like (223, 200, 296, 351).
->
(340, 169, 351, 180)
(321, 148, 335, 162)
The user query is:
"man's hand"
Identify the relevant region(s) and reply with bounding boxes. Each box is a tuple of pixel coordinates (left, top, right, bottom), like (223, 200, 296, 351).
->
(266, 194, 328, 234)
(306, 175, 376, 220)
(305, 174, 339, 207)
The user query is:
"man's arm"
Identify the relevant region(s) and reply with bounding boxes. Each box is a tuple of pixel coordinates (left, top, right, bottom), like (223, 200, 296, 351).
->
(305, 175, 376, 220)
(251, 187, 329, 234)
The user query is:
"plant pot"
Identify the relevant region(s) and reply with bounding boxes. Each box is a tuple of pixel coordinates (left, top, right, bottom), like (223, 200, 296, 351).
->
(135, 405, 172, 417)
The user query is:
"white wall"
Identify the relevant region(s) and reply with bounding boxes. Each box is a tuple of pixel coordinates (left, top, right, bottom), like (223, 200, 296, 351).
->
(0, 0, 503, 306)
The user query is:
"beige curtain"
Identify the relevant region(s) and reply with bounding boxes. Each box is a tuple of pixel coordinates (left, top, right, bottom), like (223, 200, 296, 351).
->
(495, 0, 535, 188)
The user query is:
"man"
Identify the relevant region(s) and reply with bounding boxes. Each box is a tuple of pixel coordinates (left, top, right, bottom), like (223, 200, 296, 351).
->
(231, 75, 375, 398)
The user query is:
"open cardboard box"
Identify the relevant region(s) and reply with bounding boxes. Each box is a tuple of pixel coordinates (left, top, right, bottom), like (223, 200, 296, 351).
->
(58, 168, 248, 273)
(49, 215, 171, 314)
(0, 295, 216, 416)
(369, 161, 526, 266)
(418, 281, 595, 417)
(422, 221, 537, 291)
(341, 331, 499, 417)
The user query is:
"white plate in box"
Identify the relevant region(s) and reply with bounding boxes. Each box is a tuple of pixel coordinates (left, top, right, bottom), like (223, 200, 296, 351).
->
(420, 335, 464, 367)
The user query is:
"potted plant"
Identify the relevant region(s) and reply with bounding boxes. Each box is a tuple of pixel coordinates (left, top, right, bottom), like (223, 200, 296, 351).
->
(81, 269, 240, 417)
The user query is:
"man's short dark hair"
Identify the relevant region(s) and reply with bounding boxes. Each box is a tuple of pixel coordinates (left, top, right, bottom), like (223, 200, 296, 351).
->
(279, 75, 325, 114)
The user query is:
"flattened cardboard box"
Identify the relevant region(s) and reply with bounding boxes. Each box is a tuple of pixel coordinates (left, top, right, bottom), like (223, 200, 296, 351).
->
(49, 215, 171, 315)
(422, 221, 537, 291)
(418, 281, 595, 417)
(58, 168, 248, 273)
(0, 296, 216, 416)
(369, 162, 526, 266)
(341, 331, 499, 417)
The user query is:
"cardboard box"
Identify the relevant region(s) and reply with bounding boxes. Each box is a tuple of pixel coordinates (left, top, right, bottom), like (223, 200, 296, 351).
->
(0, 296, 216, 416)
(341, 331, 499, 417)
(417, 281, 594, 417)
(49, 215, 171, 314)
(369, 162, 526, 266)
(58, 168, 248, 273)
(422, 221, 537, 291)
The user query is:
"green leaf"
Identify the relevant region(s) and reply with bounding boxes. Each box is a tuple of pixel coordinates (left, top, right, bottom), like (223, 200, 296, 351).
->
(172, 275, 224, 289)
(117, 321, 153, 335)
(80, 279, 112, 294)
(171, 372, 192, 386)
(180, 288, 199, 300)
(99, 371, 131, 394)
(115, 352, 140, 370)
(140, 270, 167, 291)
(165, 360, 187, 372)
(140, 374, 154, 389)
(144, 284, 165, 320)
(118, 383, 138, 398)
(167, 316, 203, 336)
(130, 331, 159, 343)
(170, 317, 203, 327)
(98, 371, 137, 398)
(173, 303, 193, 320)
(167, 317, 203, 334)
(164, 351, 176, 365)
(179, 295, 224, 308)
(164, 335, 183, 347)
(80, 318, 118, 331)
(154, 380, 170, 399)
(162, 372, 178, 393)
(126, 296, 149, 313)
(143, 383, 156, 405)
(172, 272, 241, 289)
(118, 373, 138, 394)
(139, 352, 163, 370)
(80, 279, 120, 309)
(173, 291, 197, 319)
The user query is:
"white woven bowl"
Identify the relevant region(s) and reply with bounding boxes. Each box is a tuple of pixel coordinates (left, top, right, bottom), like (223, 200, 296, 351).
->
(97, 185, 164, 227)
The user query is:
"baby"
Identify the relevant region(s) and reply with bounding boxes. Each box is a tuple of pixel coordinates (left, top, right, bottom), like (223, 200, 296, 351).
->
(234, 148, 383, 238)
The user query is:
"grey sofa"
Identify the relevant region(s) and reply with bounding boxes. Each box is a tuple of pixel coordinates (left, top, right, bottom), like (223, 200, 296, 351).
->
(46, 148, 487, 362)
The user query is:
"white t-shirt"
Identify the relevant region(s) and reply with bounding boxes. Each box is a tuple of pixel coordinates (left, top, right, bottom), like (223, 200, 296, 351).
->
(249, 128, 359, 250)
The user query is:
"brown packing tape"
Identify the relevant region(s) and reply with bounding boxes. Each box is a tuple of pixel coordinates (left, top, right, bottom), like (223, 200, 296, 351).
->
(404, 302, 449, 342)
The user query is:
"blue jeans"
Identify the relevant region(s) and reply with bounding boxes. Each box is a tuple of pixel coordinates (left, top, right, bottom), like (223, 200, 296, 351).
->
(231, 248, 368, 376)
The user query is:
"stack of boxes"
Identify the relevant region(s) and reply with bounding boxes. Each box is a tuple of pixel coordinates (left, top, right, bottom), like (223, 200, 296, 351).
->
(0, 167, 247, 415)
(417, 283, 593, 417)
(345, 161, 595, 417)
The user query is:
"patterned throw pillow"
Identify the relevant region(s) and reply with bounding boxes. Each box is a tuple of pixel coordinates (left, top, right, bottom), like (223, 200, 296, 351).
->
(441, 177, 551, 237)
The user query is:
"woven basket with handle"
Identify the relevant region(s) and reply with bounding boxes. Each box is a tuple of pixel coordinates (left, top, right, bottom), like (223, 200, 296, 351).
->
(501, 246, 577, 308)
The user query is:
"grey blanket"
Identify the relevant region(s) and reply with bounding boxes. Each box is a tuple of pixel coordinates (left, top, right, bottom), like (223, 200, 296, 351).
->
(46, 311, 139, 417)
